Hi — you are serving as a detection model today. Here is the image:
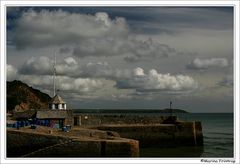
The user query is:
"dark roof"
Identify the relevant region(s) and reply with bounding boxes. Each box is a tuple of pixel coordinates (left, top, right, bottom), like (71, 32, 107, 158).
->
(13, 109, 37, 119)
(36, 110, 73, 119)
(7, 120, 17, 124)
(49, 95, 66, 104)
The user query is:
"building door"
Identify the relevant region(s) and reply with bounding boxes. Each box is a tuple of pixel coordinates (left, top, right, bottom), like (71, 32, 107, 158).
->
(59, 119, 64, 128)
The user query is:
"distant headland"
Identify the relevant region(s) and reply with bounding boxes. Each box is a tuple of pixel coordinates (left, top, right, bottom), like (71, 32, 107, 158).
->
(72, 108, 189, 114)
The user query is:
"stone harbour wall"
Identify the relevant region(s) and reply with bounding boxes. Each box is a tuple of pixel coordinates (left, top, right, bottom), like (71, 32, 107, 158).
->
(7, 129, 139, 157)
(74, 114, 172, 126)
(23, 139, 139, 157)
(96, 121, 203, 148)
(7, 130, 71, 157)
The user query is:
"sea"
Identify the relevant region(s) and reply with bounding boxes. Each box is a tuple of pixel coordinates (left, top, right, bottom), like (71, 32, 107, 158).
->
(140, 113, 234, 158)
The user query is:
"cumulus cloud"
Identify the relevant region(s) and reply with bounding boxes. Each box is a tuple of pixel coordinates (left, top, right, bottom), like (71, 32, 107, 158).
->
(78, 65, 198, 93)
(9, 58, 104, 94)
(187, 58, 228, 70)
(17, 56, 197, 93)
(7, 64, 18, 81)
(19, 56, 53, 75)
(18, 56, 83, 77)
(19, 75, 53, 87)
(12, 9, 179, 61)
(116, 67, 198, 92)
(13, 9, 129, 49)
(57, 76, 103, 93)
(19, 75, 103, 94)
(55, 57, 80, 76)
(18, 56, 125, 79)
(18, 56, 110, 78)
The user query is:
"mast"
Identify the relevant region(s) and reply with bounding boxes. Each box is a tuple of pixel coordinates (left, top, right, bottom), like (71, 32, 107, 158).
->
(53, 51, 56, 97)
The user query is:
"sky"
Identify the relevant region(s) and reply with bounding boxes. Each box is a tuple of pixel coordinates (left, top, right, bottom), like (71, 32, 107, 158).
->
(6, 7, 234, 112)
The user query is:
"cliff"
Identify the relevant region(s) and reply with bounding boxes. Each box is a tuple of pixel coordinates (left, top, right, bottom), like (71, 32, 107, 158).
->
(7, 80, 51, 112)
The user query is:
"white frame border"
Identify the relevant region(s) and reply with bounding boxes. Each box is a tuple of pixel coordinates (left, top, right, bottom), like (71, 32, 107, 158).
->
(1, 1, 239, 164)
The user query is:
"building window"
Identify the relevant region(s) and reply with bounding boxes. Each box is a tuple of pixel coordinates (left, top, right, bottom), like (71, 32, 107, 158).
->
(62, 104, 65, 109)
(55, 104, 58, 109)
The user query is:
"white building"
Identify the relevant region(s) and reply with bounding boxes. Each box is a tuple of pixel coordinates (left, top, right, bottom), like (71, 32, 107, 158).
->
(49, 95, 67, 110)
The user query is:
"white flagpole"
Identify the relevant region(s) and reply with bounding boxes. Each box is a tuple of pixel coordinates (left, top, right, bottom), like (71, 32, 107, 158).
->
(53, 51, 56, 97)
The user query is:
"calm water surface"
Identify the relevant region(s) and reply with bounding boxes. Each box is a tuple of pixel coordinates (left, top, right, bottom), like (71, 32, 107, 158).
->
(140, 113, 233, 157)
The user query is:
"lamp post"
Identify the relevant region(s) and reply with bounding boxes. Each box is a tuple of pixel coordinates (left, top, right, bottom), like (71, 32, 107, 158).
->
(170, 101, 173, 116)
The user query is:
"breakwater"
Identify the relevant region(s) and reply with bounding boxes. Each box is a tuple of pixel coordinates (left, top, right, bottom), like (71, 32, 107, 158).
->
(73, 114, 175, 126)
(74, 114, 203, 147)
(96, 121, 203, 148)
(7, 128, 139, 157)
